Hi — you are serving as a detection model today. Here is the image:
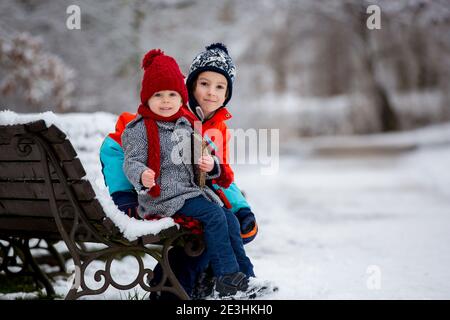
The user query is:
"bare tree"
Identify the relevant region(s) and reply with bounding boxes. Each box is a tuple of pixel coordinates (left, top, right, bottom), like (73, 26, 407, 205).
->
(346, 1, 399, 131)
(303, 0, 399, 131)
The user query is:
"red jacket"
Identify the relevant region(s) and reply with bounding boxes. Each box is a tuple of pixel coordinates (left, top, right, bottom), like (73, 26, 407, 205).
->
(108, 112, 136, 146)
(201, 107, 234, 189)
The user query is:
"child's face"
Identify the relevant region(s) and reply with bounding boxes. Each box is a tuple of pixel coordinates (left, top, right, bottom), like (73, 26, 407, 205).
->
(147, 90, 182, 117)
(193, 71, 227, 118)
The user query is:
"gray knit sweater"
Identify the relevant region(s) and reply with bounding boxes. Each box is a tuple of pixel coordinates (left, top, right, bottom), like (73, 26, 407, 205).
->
(122, 114, 223, 218)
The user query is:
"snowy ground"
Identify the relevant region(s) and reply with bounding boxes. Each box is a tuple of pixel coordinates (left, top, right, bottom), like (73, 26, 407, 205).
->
(238, 145, 450, 299)
(1, 111, 450, 299)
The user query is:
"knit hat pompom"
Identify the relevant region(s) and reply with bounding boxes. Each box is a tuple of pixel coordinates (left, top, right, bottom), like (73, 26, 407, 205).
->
(142, 49, 164, 70)
(205, 42, 228, 54)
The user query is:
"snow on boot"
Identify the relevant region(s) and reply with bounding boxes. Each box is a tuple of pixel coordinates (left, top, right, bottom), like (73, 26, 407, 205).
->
(216, 278, 279, 300)
(244, 277, 279, 299)
(215, 272, 249, 298)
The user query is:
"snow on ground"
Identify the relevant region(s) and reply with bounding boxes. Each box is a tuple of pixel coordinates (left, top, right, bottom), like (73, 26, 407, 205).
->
(1, 110, 450, 299)
(236, 146, 450, 299)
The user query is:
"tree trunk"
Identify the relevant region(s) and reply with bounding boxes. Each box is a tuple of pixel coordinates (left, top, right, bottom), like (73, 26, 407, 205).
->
(363, 53, 399, 132)
(354, 3, 399, 132)
(373, 81, 399, 132)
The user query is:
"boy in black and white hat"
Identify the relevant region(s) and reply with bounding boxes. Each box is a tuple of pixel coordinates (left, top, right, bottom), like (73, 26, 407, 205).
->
(186, 43, 258, 246)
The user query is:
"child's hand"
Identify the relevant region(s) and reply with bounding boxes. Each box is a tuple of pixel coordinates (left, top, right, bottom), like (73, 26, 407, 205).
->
(198, 155, 214, 173)
(141, 169, 156, 188)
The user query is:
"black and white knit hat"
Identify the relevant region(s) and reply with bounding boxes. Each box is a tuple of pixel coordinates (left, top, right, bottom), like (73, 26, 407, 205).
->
(186, 43, 236, 114)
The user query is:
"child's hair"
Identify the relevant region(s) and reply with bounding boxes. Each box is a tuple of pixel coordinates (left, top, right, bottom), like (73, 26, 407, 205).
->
(186, 43, 236, 111)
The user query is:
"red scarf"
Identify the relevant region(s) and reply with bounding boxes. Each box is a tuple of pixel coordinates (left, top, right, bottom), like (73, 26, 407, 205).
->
(137, 104, 197, 198)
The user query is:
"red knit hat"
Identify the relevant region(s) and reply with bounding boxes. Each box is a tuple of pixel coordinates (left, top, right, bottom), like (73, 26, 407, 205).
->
(140, 49, 188, 106)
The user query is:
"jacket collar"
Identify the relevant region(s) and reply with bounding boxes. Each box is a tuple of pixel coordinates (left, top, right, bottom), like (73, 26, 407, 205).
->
(205, 107, 233, 124)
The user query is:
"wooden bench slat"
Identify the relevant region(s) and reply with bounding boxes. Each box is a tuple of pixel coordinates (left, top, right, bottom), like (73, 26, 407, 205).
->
(40, 125, 67, 143)
(52, 140, 78, 161)
(0, 180, 96, 201)
(0, 120, 47, 138)
(0, 198, 105, 220)
(0, 216, 78, 234)
(0, 122, 65, 145)
(0, 139, 77, 161)
(0, 159, 86, 181)
(25, 120, 48, 133)
(0, 124, 27, 138)
(0, 216, 96, 242)
(0, 140, 42, 160)
(0, 229, 64, 241)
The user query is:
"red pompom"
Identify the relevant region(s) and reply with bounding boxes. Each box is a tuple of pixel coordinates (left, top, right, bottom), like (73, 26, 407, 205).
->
(148, 184, 161, 198)
(142, 49, 164, 70)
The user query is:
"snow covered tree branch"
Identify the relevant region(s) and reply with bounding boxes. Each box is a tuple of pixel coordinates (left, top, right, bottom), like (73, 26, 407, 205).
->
(0, 32, 75, 112)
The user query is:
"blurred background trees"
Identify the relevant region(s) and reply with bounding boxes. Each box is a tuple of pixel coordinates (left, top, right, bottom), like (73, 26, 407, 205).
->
(1, 0, 449, 137)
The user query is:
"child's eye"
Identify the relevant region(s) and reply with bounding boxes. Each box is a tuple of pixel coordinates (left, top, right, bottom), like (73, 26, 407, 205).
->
(217, 85, 225, 90)
(169, 92, 177, 97)
(154, 93, 161, 97)
(200, 82, 208, 86)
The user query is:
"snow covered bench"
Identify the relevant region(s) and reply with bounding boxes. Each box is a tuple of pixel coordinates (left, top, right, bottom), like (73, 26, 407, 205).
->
(0, 120, 204, 300)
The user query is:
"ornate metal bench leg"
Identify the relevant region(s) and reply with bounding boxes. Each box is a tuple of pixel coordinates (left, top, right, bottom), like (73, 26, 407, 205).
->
(65, 271, 79, 300)
(21, 239, 56, 298)
(65, 258, 87, 300)
(159, 238, 190, 300)
(1, 237, 56, 298)
(44, 240, 67, 274)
